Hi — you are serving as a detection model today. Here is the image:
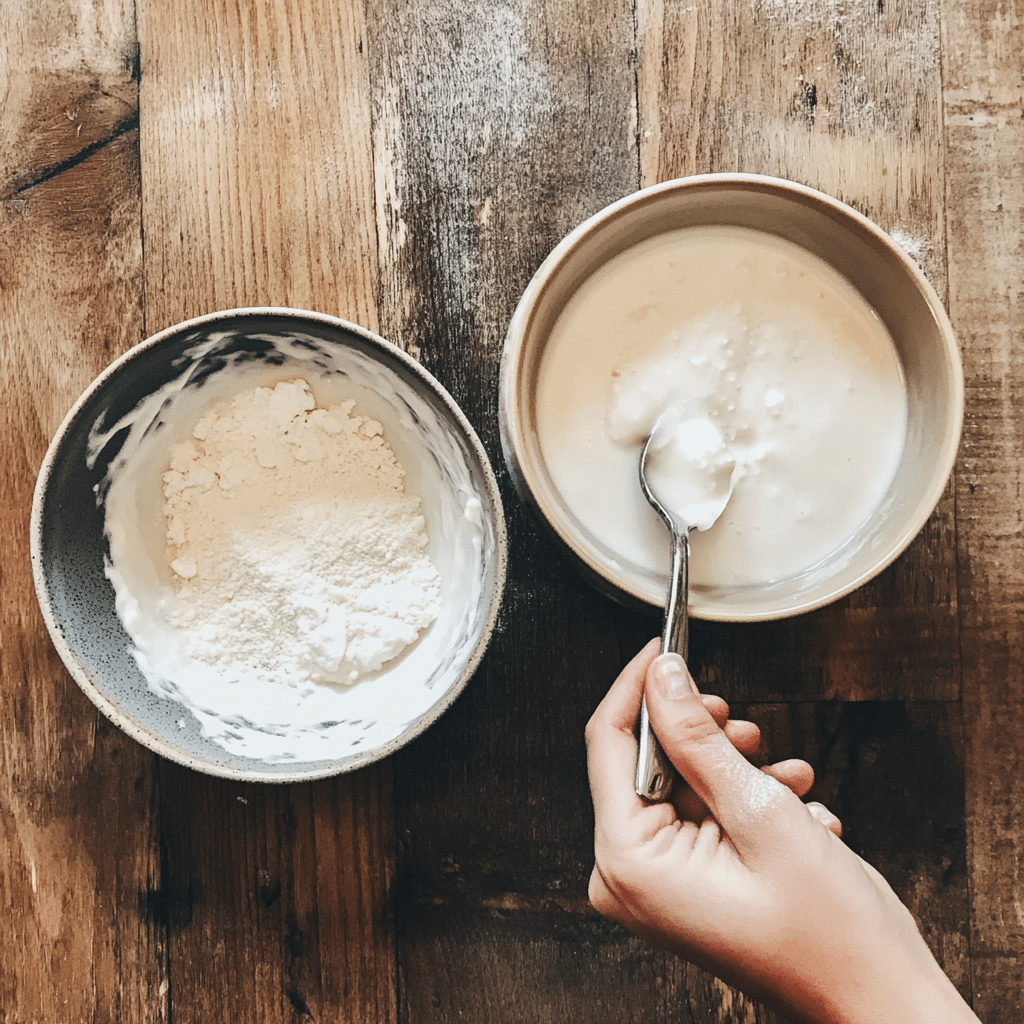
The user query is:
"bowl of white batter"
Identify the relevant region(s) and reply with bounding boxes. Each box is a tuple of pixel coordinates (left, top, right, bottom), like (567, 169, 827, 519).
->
(32, 308, 506, 781)
(499, 174, 962, 621)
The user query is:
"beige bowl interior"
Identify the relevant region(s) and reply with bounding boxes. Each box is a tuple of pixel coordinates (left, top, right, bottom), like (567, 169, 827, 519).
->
(500, 174, 963, 622)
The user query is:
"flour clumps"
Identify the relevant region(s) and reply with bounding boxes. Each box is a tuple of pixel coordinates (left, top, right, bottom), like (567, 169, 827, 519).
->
(161, 379, 441, 689)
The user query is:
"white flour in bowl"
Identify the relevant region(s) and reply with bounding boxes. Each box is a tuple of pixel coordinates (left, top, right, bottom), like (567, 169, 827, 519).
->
(91, 329, 494, 766)
(161, 379, 440, 690)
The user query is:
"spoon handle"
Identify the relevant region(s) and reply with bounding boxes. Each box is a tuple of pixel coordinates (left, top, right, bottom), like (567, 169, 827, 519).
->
(664, 524, 690, 660)
(635, 526, 689, 801)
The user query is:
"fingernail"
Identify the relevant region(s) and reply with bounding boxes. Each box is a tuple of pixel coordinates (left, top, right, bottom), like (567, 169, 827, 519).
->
(806, 802, 843, 836)
(652, 654, 695, 700)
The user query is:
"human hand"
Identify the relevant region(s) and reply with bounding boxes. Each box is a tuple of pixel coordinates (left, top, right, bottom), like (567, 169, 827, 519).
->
(623, 639, 840, 836)
(586, 641, 980, 1024)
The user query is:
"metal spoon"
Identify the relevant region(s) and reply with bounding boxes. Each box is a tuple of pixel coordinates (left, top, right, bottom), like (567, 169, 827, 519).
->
(635, 416, 736, 801)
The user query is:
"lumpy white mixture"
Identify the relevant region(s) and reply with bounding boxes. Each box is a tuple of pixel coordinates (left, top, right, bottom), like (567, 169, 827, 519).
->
(161, 379, 440, 689)
(641, 412, 738, 533)
(536, 225, 908, 589)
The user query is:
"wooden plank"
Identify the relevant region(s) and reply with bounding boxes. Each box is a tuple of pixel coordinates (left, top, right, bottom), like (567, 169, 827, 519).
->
(137, 0, 380, 330)
(134, 1, 396, 1021)
(0, 1, 139, 196)
(150, 762, 395, 1023)
(0, 3, 162, 1020)
(637, 0, 947, 273)
(942, 0, 1024, 1016)
(638, 0, 958, 703)
(367, 0, 643, 419)
(362, 1, 655, 1020)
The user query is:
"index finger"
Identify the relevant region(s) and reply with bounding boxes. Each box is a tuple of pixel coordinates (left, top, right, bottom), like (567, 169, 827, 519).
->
(585, 638, 661, 826)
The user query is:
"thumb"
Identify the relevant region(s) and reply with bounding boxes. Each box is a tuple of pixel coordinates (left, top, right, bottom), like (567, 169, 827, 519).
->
(646, 654, 788, 846)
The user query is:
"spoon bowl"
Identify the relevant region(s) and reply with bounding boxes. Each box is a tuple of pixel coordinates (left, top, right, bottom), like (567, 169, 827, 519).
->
(641, 413, 737, 534)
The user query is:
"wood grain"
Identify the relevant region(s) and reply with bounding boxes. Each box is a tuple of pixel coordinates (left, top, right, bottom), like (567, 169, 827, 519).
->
(363, 0, 663, 1019)
(367, 0, 642, 409)
(134, 1, 396, 1021)
(639, 0, 959, 704)
(0, 3, 161, 1021)
(943, 0, 1024, 1016)
(137, 0, 380, 330)
(149, 763, 396, 1023)
(3, 0, 1020, 1019)
(0, 0, 139, 197)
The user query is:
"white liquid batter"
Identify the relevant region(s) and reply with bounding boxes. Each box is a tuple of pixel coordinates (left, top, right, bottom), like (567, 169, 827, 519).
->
(536, 226, 908, 589)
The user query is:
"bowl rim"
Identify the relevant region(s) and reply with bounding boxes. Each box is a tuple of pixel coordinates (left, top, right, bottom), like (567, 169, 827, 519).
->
(31, 306, 508, 782)
(499, 172, 964, 622)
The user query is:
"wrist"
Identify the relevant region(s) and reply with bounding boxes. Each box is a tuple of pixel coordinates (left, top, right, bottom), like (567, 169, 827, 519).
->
(796, 955, 979, 1024)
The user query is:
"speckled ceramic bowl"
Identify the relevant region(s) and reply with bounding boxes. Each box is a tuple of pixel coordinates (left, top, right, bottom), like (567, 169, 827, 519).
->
(500, 174, 963, 621)
(32, 308, 506, 782)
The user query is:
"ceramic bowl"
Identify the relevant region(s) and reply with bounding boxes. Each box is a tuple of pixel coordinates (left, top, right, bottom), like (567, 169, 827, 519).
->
(32, 308, 506, 781)
(499, 174, 962, 621)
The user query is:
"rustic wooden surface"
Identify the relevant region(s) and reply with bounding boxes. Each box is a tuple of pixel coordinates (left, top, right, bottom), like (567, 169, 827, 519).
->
(1, 0, 1020, 1020)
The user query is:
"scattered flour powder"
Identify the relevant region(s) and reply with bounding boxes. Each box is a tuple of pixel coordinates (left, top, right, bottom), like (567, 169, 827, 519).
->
(160, 378, 441, 691)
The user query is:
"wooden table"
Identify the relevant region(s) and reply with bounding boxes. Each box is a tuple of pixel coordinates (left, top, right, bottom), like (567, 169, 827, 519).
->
(2, 1, 1021, 1020)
